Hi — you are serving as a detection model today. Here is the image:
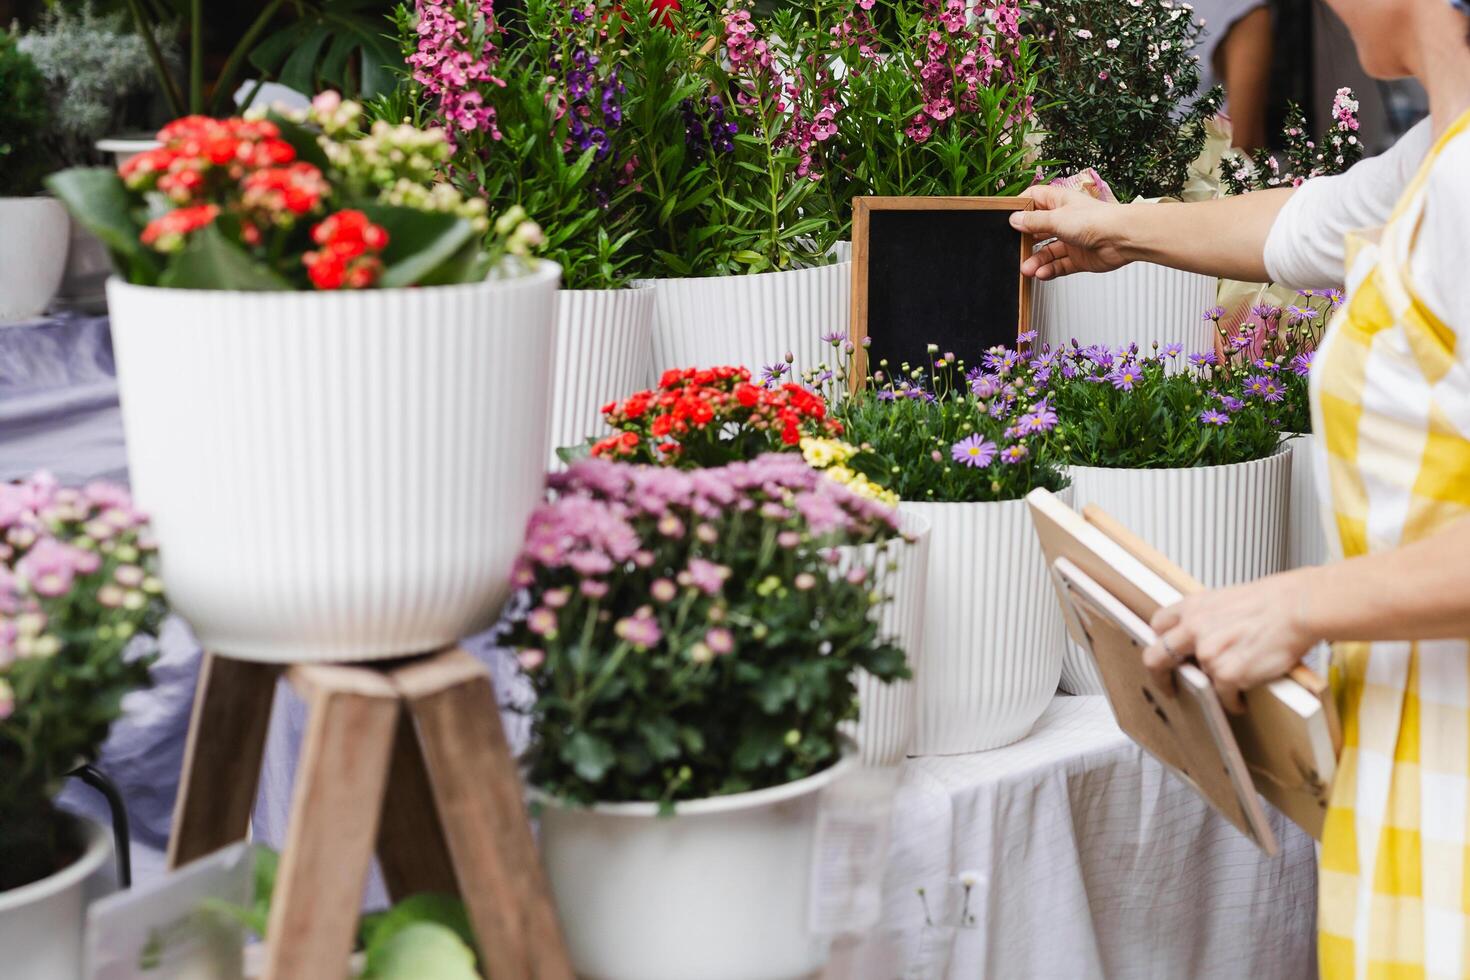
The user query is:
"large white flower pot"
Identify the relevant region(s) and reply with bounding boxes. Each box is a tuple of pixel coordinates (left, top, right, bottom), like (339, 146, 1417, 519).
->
(1034, 262, 1218, 353)
(0, 198, 70, 323)
(1061, 447, 1292, 693)
(537, 751, 856, 980)
(901, 493, 1069, 755)
(0, 816, 112, 980)
(647, 261, 849, 378)
(841, 509, 931, 766)
(547, 285, 654, 467)
(107, 263, 561, 662)
(1285, 432, 1328, 568)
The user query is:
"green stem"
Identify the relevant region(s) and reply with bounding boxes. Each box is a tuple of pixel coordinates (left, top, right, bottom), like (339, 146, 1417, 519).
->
(127, 0, 185, 117)
(209, 0, 289, 117)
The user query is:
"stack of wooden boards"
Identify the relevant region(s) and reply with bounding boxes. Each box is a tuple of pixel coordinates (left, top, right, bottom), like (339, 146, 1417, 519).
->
(1027, 489, 1341, 855)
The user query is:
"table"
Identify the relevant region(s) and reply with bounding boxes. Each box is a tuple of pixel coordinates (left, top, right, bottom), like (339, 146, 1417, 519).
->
(829, 696, 1319, 979)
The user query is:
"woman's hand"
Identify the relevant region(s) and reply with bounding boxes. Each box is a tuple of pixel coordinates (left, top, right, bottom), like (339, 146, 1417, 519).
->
(1009, 186, 1132, 280)
(1142, 569, 1321, 712)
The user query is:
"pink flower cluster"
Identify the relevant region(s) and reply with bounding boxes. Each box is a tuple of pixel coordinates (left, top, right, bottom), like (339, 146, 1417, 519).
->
(409, 0, 506, 139)
(905, 0, 1024, 143)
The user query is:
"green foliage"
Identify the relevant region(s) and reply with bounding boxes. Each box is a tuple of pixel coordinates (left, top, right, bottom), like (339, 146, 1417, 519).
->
(1032, 0, 1221, 201)
(249, 0, 401, 103)
(0, 28, 53, 195)
(1221, 89, 1365, 195)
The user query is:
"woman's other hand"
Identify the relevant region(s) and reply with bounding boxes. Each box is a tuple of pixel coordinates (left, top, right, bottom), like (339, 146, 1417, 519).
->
(1141, 570, 1320, 712)
(1010, 185, 1131, 280)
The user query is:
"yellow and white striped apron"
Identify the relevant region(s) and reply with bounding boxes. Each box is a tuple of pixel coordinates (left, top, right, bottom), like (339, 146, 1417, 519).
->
(1312, 109, 1470, 979)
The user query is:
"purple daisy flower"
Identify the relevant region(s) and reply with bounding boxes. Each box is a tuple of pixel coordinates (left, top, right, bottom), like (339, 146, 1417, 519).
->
(1251, 304, 1282, 321)
(1199, 409, 1231, 426)
(1018, 400, 1058, 434)
(1106, 365, 1142, 391)
(1188, 350, 1219, 368)
(1000, 444, 1030, 465)
(1161, 342, 1184, 358)
(970, 373, 1003, 399)
(1220, 395, 1246, 412)
(1202, 306, 1226, 321)
(1291, 351, 1314, 376)
(1285, 305, 1316, 325)
(1017, 329, 1038, 344)
(760, 362, 789, 385)
(951, 435, 997, 468)
(876, 389, 897, 401)
(820, 330, 845, 345)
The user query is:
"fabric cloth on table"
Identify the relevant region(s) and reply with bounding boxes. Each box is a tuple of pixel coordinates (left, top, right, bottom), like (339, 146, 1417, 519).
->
(837, 696, 1319, 980)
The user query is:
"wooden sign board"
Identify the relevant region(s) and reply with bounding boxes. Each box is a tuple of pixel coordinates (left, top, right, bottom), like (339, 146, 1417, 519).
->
(1052, 557, 1278, 854)
(1027, 488, 1339, 840)
(850, 197, 1034, 384)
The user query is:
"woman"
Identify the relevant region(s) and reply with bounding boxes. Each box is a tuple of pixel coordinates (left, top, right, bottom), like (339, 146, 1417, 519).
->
(1193, 0, 1274, 150)
(1011, 0, 1470, 974)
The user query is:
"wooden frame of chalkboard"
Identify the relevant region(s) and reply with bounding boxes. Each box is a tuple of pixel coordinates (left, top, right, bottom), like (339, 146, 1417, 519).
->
(850, 196, 1035, 388)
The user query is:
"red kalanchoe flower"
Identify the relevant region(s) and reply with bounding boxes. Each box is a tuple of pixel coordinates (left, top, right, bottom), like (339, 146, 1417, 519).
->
(139, 204, 221, 253)
(302, 210, 390, 290)
(241, 163, 330, 224)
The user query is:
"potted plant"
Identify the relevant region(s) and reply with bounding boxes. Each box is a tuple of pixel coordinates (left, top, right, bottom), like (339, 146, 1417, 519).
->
(0, 471, 167, 978)
(590, 363, 924, 765)
(1047, 338, 1291, 693)
(47, 97, 557, 663)
(1028, 0, 1223, 351)
(821, 338, 1071, 754)
(507, 454, 907, 980)
(0, 29, 69, 322)
(403, 0, 656, 468)
(17, 4, 179, 312)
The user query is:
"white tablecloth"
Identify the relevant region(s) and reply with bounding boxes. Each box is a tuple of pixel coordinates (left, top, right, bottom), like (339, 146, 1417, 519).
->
(831, 695, 1319, 979)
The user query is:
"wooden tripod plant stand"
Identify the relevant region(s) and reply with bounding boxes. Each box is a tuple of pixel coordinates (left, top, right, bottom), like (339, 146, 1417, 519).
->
(167, 647, 574, 980)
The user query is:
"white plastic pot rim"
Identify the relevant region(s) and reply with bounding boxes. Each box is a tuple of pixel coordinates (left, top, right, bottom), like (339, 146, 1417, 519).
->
(635, 258, 848, 288)
(1068, 441, 1292, 477)
(532, 742, 857, 819)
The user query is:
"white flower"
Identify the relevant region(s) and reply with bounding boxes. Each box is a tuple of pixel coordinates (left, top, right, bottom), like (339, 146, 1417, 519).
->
(958, 870, 983, 888)
(1106, 38, 1121, 49)
(1076, 28, 1093, 39)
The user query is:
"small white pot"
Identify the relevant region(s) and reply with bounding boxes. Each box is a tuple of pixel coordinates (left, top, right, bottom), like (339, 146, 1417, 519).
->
(0, 815, 112, 980)
(1034, 262, 1218, 353)
(900, 492, 1069, 755)
(107, 263, 561, 662)
(1061, 447, 1292, 693)
(840, 509, 931, 767)
(0, 198, 70, 323)
(1285, 432, 1328, 569)
(547, 285, 654, 468)
(647, 261, 849, 378)
(537, 751, 856, 980)
(95, 137, 161, 169)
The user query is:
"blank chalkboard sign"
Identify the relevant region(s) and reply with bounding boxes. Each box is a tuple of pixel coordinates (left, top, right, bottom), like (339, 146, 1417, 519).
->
(851, 197, 1034, 384)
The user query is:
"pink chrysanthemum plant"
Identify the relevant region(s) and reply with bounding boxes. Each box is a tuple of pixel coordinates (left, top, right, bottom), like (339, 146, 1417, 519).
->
(46, 92, 541, 291)
(507, 454, 909, 808)
(803, 332, 1069, 504)
(0, 472, 166, 892)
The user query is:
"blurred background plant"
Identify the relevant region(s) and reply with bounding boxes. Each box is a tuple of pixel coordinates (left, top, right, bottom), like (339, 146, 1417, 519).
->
(0, 26, 50, 194)
(15, 4, 176, 165)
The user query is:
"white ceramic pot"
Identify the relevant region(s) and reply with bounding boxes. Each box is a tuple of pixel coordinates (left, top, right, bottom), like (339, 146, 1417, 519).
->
(95, 137, 161, 169)
(647, 261, 849, 378)
(840, 509, 931, 767)
(900, 493, 1069, 755)
(547, 285, 654, 467)
(1285, 432, 1328, 569)
(1061, 446, 1292, 693)
(0, 815, 112, 980)
(0, 198, 70, 323)
(107, 263, 561, 662)
(537, 751, 855, 980)
(1034, 262, 1218, 353)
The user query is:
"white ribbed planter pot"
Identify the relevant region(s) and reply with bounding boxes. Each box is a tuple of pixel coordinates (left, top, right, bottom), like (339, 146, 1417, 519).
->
(536, 751, 855, 980)
(647, 261, 849, 377)
(547, 286, 654, 467)
(901, 492, 1069, 755)
(1034, 262, 1217, 352)
(1061, 446, 1292, 694)
(107, 263, 561, 662)
(840, 509, 931, 766)
(0, 198, 70, 323)
(0, 815, 112, 980)
(1285, 432, 1328, 569)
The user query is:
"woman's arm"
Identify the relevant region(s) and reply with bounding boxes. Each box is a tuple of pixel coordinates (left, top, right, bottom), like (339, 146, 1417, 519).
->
(1009, 185, 1295, 284)
(1142, 516, 1470, 709)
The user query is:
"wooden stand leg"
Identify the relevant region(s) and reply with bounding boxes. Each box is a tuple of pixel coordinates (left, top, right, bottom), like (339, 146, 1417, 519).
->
(167, 653, 280, 868)
(261, 665, 401, 980)
(394, 649, 574, 980)
(376, 712, 458, 899)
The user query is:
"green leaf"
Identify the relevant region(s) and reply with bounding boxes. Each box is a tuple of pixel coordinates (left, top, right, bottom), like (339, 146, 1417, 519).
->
(359, 205, 479, 289)
(45, 168, 157, 282)
(361, 893, 476, 961)
(562, 732, 617, 783)
(158, 224, 295, 291)
(361, 923, 480, 980)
